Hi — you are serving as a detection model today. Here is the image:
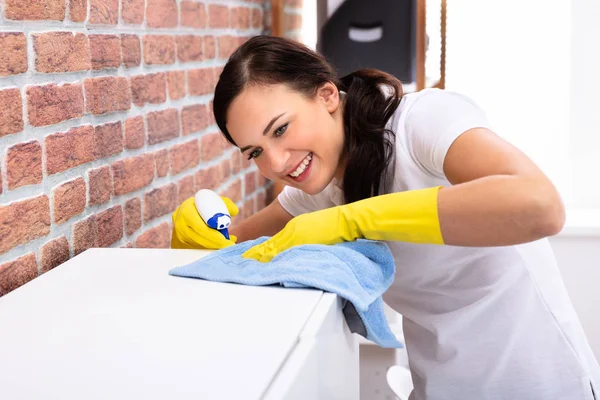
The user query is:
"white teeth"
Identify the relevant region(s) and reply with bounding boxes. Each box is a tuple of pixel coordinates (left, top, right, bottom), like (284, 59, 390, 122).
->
(290, 153, 312, 178)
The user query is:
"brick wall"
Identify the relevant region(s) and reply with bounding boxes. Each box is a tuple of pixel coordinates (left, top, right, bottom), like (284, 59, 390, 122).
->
(0, 0, 305, 297)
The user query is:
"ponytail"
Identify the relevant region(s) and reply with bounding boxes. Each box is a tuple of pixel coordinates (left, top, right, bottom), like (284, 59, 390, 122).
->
(338, 69, 402, 204)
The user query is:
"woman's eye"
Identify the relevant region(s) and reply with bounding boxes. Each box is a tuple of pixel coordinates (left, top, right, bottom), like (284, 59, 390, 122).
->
(248, 148, 263, 160)
(274, 123, 288, 137)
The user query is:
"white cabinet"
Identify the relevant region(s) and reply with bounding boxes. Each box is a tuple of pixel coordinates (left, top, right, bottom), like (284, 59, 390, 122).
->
(0, 248, 359, 399)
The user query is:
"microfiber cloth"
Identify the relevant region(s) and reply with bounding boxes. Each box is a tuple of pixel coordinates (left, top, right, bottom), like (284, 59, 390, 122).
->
(169, 237, 403, 348)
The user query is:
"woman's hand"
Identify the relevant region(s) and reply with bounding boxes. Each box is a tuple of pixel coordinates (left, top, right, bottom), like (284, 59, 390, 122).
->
(171, 196, 239, 250)
(242, 187, 444, 262)
(242, 206, 350, 262)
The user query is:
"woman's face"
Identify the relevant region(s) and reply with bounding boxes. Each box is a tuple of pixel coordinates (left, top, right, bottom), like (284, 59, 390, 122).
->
(226, 82, 345, 195)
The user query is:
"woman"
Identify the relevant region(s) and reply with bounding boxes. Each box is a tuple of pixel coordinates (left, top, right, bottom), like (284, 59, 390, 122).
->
(171, 35, 599, 399)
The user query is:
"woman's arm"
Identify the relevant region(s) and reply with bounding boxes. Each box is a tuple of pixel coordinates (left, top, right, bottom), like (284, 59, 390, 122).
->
(230, 197, 294, 242)
(438, 127, 565, 246)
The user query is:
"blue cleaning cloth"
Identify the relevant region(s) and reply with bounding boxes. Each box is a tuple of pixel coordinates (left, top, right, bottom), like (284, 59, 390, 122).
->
(169, 237, 403, 348)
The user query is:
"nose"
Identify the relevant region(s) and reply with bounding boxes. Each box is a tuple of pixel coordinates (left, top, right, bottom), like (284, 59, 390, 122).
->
(266, 147, 290, 175)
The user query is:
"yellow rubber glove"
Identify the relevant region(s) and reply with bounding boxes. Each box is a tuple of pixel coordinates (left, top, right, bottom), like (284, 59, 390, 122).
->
(171, 196, 239, 250)
(243, 186, 444, 262)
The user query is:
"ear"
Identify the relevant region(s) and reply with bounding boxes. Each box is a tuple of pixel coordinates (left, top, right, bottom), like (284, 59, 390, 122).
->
(316, 81, 341, 114)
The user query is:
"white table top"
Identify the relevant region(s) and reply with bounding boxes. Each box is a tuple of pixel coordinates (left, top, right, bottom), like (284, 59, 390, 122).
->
(0, 248, 326, 400)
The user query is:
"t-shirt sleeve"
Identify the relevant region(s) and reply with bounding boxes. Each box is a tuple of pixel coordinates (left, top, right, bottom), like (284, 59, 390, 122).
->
(277, 185, 334, 217)
(403, 89, 492, 179)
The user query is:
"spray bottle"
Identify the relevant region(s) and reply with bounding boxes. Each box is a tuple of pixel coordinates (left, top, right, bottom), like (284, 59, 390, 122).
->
(194, 189, 231, 240)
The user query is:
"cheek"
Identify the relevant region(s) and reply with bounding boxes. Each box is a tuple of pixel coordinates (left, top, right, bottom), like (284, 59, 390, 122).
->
(254, 159, 276, 179)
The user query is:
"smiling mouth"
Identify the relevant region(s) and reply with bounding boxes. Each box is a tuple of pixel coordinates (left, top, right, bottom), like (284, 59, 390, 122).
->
(288, 153, 312, 178)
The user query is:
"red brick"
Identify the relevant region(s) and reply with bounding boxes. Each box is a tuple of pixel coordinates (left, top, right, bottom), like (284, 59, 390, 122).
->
(220, 158, 231, 181)
(0, 88, 24, 137)
(121, 34, 141, 68)
(88, 166, 112, 205)
(209, 4, 229, 28)
(169, 140, 200, 175)
(177, 175, 196, 204)
(181, 1, 206, 28)
(89, 0, 118, 24)
(200, 132, 225, 161)
(0, 254, 38, 297)
(231, 7, 250, 30)
(124, 197, 141, 235)
(5, 0, 65, 20)
(94, 121, 123, 158)
(188, 68, 214, 96)
(27, 83, 84, 127)
(144, 183, 177, 222)
(131, 73, 167, 106)
(195, 164, 221, 191)
(219, 179, 242, 203)
(155, 149, 169, 177)
(0, 195, 50, 255)
(122, 0, 144, 24)
(204, 36, 216, 59)
(143, 35, 176, 65)
(53, 178, 86, 224)
(147, 109, 180, 144)
(96, 206, 123, 247)
(135, 222, 171, 248)
(124, 116, 145, 149)
(146, 0, 178, 28)
(218, 35, 239, 60)
(122, 242, 134, 248)
(72, 215, 96, 255)
(245, 171, 258, 195)
(230, 151, 243, 174)
(176, 35, 204, 63)
(208, 100, 218, 126)
(34, 32, 90, 73)
(84, 77, 131, 115)
(168, 71, 186, 100)
(251, 8, 263, 29)
(181, 104, 210, 135)
(213, 66, 223, 83)
(89, 34, 121, 70)
(112, 154, 155, 196)
(285, 13, 302, 30)
(6, 141, 43, 190)
(46, 125, 95, 174)
(41, 237, 69, 273)
(0, 33, 28, 76)
(70, 0, 87, 22)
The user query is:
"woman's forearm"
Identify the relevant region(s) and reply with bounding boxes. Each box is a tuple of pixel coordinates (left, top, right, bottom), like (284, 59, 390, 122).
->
(437, 174, 565, 246)
(230, 198, 294, 243)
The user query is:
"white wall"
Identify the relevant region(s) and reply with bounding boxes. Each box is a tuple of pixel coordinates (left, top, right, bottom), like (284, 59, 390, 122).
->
(569, 0, 600, 207)
(445, 0, 572, 197)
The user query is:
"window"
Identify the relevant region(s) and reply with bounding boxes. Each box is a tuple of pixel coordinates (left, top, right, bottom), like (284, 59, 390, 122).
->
(446, 0, 600, 214)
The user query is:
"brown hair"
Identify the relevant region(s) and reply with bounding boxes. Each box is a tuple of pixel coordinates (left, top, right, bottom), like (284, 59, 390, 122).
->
(213, 35, 402, 204)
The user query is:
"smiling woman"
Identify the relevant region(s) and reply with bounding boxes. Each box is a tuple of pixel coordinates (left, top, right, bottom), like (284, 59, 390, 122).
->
(212, 36, 400, 203)
(224, 83, 343, 195)
(170, 35, 600, 399)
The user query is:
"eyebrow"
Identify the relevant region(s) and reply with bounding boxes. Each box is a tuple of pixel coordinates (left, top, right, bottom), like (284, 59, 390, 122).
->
(239, 112, 286, 153)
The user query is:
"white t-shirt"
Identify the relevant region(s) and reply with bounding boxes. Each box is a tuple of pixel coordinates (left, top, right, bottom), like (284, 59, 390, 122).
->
(278, 88, 600, 400)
